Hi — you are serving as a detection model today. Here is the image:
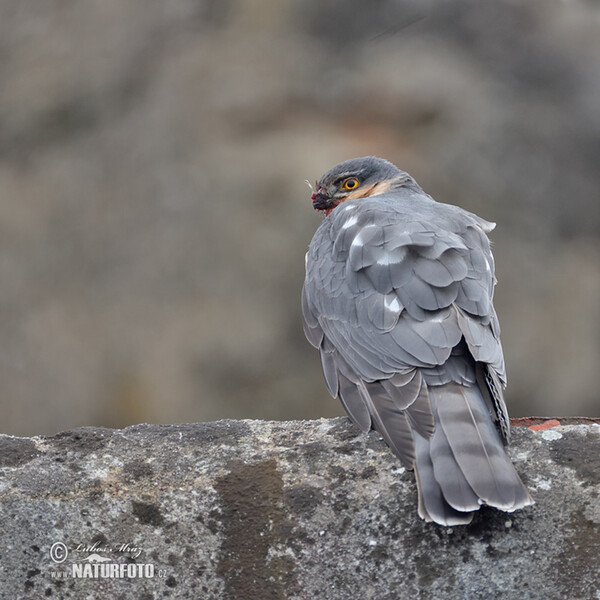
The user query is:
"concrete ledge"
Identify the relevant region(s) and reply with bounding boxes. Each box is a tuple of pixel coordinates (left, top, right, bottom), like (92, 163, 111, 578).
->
(0, 418, 598, 599)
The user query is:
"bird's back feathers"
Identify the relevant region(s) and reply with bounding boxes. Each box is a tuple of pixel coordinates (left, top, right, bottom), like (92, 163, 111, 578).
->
(303, 179, 533, 524)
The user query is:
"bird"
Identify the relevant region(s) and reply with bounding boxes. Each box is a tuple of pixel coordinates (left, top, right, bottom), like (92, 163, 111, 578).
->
(302, 156, 533, 525)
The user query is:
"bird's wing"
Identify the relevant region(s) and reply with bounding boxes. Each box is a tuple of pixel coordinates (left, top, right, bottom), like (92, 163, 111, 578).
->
(302, 195, 510, 466)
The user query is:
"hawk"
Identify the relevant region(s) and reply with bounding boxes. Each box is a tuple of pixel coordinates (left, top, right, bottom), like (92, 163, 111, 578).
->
(302, 156, 533, 525)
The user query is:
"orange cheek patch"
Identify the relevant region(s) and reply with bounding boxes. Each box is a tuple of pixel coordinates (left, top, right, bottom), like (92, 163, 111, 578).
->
(341, 180, 396, 202)
(328, 179, 401, 215)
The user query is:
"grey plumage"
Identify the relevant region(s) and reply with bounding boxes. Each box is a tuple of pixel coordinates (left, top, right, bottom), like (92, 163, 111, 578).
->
(303, 156, 533, 525)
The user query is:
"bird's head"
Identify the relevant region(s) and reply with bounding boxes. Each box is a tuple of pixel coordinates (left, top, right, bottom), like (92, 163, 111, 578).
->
(311, 156, 406, 215)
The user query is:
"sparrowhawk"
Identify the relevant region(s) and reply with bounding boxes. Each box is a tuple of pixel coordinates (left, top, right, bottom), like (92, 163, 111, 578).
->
(302, 156, 533, 525)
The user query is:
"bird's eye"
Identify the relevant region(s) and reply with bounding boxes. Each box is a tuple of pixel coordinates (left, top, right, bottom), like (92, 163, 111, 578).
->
(342, 178, 359, 190)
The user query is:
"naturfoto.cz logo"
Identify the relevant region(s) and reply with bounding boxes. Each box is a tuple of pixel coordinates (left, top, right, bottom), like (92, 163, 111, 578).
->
(49, 541, 168, 580)
(71, 562, 154, 579)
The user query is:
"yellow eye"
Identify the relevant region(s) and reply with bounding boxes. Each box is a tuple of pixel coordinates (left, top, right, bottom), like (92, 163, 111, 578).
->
(342, 177, 359, 190)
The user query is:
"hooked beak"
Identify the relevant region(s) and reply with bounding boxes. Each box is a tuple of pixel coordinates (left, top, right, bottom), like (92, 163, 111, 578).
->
(311, 184, 334, 212)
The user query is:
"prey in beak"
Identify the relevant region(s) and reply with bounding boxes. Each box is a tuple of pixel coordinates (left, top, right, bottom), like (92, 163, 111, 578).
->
(305, 179, 335, 214)
(311, 184, 336, 214)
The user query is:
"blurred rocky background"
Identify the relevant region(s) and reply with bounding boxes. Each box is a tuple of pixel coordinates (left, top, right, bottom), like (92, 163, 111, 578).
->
(0, 0, 598, 436)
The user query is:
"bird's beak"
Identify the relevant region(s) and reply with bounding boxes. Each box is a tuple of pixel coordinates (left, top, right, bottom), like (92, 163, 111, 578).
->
(312, 186, 334, 212)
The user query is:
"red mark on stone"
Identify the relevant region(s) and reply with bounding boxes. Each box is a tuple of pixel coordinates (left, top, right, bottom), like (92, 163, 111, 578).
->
(528, 419, 561, 432)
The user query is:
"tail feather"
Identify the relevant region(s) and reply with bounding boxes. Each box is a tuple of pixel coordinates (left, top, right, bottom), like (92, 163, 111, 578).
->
(414, 432, 474, 525)
(429, 401, 481, 512)
(412, 382, 533, 522)
(434, 383, 529, 510)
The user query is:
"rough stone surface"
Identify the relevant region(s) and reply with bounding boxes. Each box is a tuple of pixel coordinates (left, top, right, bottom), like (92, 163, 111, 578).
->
(0, 418, 598, 599)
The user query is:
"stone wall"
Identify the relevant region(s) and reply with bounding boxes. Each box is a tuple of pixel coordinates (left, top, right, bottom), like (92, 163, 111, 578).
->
(0, 418, 598, 599)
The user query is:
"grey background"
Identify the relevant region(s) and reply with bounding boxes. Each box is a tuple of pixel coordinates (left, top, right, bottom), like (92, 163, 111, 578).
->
(1, 0, 598, 436)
